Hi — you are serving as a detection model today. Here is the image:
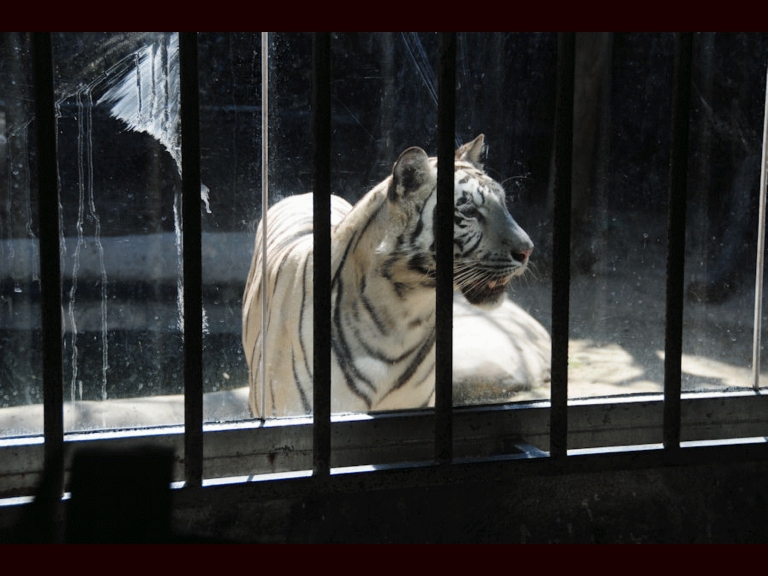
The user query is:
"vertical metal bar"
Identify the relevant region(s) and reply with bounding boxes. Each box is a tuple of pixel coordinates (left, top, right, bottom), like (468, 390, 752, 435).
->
(663, 32, 693, 452)
(312, 32, 332, 477)
(33, 32, 64, 492)
(260, 32, 269, 417)
(751, 64, 768, 391)
(435, 32, 456, 465)
(179, 32, 204, 487)
(550, 32, 575, 459)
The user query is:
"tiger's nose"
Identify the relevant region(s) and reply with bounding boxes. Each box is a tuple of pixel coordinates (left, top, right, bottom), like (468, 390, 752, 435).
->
(512, 247, 533, 265)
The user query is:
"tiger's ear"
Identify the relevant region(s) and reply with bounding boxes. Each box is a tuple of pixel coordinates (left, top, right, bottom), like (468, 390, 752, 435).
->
(456, 134, 485, 168)
(388, 146, 436, 204)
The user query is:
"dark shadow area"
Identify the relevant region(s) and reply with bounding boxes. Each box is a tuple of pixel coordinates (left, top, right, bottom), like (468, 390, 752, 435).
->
(1, 445, 226, 543)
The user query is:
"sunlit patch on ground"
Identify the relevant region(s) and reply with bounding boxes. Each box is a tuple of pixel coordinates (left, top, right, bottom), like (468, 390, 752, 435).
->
(567, 340, 661, 396)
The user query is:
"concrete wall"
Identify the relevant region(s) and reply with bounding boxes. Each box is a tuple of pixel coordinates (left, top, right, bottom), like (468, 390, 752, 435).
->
(171, 459, 768, 543)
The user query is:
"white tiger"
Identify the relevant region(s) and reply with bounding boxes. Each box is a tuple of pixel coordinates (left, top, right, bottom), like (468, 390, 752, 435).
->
(242, 135, 550, 417)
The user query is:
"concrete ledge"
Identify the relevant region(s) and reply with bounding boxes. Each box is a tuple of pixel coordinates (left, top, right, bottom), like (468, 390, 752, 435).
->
(0, 388, 251, 436)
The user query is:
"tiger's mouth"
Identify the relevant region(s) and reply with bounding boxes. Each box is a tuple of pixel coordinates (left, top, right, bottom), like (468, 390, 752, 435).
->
(460, 275, 511, 306)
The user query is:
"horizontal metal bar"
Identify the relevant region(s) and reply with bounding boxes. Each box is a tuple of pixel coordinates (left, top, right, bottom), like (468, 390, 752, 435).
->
(3, 391, 768, 498)
(172, 436, 768, 509)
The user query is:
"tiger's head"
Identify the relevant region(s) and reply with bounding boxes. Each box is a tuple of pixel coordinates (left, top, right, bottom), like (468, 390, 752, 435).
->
(383, 134, 534, 309)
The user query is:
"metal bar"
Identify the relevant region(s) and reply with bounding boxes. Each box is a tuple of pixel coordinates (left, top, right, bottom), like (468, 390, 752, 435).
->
(663, 32, 694, 452)
(550, 32, 575, 459)
(260, 32, 270, 417)
(312, 32, 332, 477)
(435, 32, 456, 465)
(173, 437, 768, 508)
(6, 390, 768, 499)
(32, 32, 64, 493)
(752, 64, 768, 391)
(179, 32, 204, 487)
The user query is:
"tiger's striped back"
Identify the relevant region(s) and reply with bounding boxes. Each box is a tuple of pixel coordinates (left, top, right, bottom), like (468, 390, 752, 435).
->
(242, 193, 353, 416)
